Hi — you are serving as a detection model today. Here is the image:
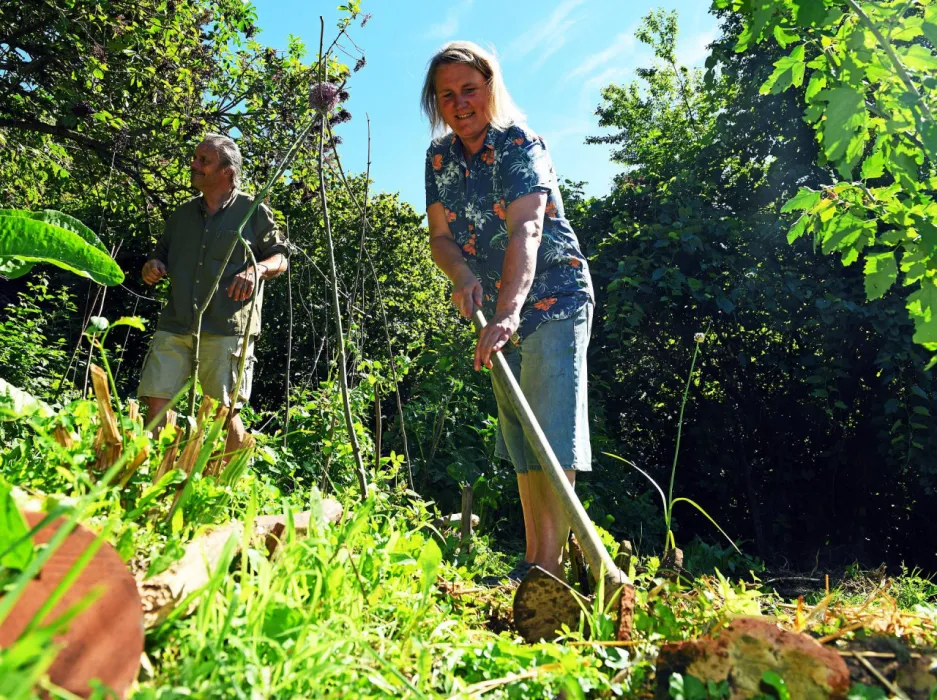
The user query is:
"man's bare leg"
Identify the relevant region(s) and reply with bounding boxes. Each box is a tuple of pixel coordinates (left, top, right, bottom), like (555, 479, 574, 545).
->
(225, 410, 247, 460)
(143, 397, 171, 435)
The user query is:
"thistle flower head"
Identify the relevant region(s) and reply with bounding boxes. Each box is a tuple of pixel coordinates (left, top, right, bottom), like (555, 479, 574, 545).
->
(309, 82, 340, 113)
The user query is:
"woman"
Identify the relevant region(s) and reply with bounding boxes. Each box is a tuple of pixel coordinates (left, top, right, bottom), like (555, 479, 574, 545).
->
(421, 41, 595, 581)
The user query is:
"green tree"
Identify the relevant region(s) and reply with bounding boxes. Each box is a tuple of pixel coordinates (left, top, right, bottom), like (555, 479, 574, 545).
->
(573, 8, 937, 566)
(716, 0, 937, 362)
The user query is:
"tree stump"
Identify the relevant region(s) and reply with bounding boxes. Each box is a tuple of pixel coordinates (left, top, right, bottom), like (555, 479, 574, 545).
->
(0, 513, 143, 699)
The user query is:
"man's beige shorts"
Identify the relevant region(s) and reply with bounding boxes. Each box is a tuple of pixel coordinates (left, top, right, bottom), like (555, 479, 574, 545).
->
(137, 331, 255, 408)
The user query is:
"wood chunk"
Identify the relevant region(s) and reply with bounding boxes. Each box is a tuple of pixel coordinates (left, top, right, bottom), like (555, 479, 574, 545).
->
(0, 513, 143, 699)
(127, 399, 141, 426)
(90, 365, 121, 445)
(139, 522, 243, 629)
(175, 398, 215, 476)
(460, 485, 474, 552)
(617, 582, 636, 642)
(655, 616, 851, 700)
(614, 539, 633, 572)
(568, 534, 591, 595)
(253, 500, 344, 538)
(53, 425, 76, 449)
(154, 425, 183, 482)
(140, 501, 343, 627)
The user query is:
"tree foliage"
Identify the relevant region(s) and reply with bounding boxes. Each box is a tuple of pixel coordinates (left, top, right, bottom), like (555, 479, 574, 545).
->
(570, 8, 937, 567)
(717, 0, 937, 361)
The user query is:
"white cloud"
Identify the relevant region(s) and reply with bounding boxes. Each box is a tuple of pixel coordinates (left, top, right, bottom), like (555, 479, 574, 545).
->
(425, 0, 475, 41)
(508, 0, 588, 70)
(676, 30, 716, 68)
(563, 30, 636, 83)
(582, 65, 628, 95)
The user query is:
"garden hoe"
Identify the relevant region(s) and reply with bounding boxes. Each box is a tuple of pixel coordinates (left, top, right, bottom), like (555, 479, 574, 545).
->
(471, 309, 634, 644)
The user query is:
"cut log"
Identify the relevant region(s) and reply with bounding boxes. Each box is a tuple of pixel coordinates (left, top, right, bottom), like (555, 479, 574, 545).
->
(0, 513, 143, 699)
(140, 501, 344, 627)
(139, 522, 243, 629)
(655, 616, 851, 700)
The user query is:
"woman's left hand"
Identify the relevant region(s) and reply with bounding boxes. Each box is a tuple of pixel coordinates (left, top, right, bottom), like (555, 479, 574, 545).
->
(475, 310, 520, 371)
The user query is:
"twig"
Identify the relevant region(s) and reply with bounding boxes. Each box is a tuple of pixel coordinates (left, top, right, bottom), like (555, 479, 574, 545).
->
(853, 652, 911, 700)
(322, 119, 414, 487)
(844, 0, 936, 128)
(447, 664, 564, 699)
(317, 16, 368, 500)
(284, 217, 294, 449)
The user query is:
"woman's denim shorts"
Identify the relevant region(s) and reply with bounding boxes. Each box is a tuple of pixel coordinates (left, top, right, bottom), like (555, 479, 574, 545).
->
(491, 303, 593, 474)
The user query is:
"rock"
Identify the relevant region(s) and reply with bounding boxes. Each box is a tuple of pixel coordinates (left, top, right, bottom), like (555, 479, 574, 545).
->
(655, 616, 850, 700)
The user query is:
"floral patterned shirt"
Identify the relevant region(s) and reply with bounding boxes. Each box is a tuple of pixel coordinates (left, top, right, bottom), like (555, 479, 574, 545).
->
(425, 122, 594, 343)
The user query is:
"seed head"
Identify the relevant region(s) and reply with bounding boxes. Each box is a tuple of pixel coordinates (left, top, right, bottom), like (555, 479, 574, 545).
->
(694, 332, 705, 344)
(331, 108, 352, 125)
(309, 82, 340, 113)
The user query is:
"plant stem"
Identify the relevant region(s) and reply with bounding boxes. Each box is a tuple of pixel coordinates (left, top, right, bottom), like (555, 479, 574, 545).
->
(666, 331, 705, 548)
(318, 16, 368, 499)
(324, 125, 414, 488)
(284, 217, 293, 450)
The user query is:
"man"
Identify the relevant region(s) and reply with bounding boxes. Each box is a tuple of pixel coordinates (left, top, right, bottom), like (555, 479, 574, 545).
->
(138, 133, 288, 456)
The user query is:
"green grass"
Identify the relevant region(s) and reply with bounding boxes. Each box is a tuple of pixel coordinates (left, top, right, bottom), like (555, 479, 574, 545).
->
(1, 389, 936, 698)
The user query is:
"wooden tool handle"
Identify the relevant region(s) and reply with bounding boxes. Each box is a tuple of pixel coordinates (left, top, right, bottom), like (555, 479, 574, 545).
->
(471, 308, 626, 588)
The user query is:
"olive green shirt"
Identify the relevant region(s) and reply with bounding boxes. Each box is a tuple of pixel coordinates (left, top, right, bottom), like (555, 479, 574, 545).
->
(151, 191, 288, 337)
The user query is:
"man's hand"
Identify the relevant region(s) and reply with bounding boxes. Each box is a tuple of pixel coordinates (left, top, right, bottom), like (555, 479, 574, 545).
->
(142, 259, 167, 286)
(226, 266, 264, 302)
(474, 309, 520, 371)
(452, 269, 483, 319)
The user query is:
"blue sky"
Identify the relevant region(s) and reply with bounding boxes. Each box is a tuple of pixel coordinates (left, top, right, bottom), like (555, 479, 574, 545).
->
(251, 0, 721, 212)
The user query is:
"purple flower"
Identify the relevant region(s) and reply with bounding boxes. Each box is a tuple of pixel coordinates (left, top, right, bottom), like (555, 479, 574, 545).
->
(331, 108, 352, 125)
(309, 82, 340, 113)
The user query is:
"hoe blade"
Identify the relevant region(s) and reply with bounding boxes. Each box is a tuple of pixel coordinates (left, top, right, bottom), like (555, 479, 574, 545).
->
(513, 565, 590, 643)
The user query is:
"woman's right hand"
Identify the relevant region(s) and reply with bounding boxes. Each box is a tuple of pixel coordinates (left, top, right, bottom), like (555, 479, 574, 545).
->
(452, 268, 483, 319)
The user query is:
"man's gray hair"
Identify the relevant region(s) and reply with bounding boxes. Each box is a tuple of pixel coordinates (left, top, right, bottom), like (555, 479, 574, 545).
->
(202, 133, 242, 189)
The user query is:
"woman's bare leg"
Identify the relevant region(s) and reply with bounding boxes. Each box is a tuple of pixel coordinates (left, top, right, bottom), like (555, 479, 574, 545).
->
(527, 470, 575, 577)
(517, 472, 538, 563)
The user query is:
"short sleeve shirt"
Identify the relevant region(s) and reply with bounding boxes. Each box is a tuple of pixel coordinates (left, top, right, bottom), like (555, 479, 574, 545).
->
(151, 191, 289, 337)
(425, 123, 593, 343)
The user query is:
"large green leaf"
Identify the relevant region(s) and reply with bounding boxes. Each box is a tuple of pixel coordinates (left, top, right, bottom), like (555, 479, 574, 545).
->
(0, 482, 34, 571)
(0, 209, 108, 252)
(816, 87, 868, 170)
(0, 210, 123, 285)
(863, 251, 897, 300)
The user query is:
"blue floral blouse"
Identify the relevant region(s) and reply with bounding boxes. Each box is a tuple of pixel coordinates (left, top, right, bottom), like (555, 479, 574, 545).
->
(425, 123, 594, 343)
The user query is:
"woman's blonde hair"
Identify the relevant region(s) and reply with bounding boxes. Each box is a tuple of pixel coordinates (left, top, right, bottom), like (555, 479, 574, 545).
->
(421, 41, 525, 136)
